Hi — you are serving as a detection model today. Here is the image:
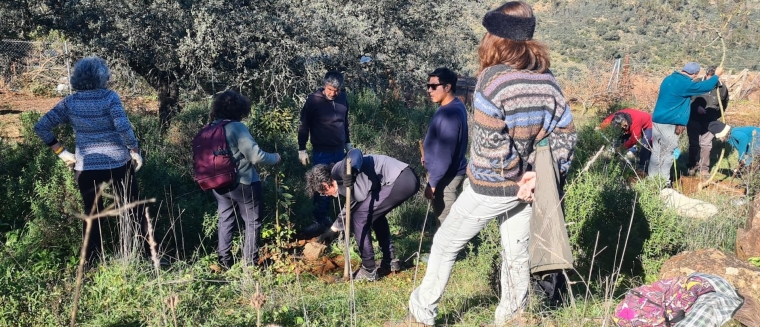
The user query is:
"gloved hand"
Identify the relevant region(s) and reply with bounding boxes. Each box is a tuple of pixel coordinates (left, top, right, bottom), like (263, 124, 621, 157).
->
(697, 106, 707, 115)
(343, 169, 355, 189)
(130, 151, 143, 172)
(58, 149, 76, 167)
(298, 150, 310, 166)
(316, 228, 340, 245)
(625, 150, 636, 160)
(345, 143, 353, 152)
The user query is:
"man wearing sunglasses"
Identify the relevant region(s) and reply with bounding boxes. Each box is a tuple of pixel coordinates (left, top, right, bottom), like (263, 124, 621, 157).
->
(422, 68, 468, 228)
(600, 108, 653, 171)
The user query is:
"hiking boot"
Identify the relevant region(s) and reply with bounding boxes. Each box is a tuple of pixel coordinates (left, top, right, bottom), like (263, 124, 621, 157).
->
(380, 258, 401, 273)
(302, 221, 328, 238)
(352, 266, 378, 282)
(699, 170, 711, 179)
(382, 314, 432, 327)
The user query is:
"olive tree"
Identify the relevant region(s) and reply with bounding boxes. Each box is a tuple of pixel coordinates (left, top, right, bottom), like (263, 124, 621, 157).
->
(2, 0, 484, 122)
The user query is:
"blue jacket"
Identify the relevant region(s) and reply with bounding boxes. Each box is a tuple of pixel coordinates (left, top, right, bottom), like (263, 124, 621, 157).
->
(728, 126, 760, 165)
(652, 72, 719, 126)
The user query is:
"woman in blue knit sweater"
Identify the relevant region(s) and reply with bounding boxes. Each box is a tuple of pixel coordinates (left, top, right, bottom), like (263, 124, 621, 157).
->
(34, 56, 149, 265)
(399, 2, 577, 326)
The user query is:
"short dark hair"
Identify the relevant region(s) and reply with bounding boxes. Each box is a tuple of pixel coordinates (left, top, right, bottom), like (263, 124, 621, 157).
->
(611, 112, 632, 129)
(706, 66, 717, 76)
(305, 163, 335, 197)
(428, 67, 458, 93)
(323, 71, 344, 88)
(210, 90, 252, 121)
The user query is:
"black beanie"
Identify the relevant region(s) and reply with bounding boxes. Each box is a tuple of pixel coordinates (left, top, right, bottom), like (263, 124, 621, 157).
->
(482, 10, 536, 41)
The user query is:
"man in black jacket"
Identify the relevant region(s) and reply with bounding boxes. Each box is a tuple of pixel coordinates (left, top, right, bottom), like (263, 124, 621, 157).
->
(686, 66, 729, 178)
(297, 71, 352, 236)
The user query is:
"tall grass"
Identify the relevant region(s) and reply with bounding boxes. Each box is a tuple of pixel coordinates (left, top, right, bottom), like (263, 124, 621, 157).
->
(0, 89, 752, 325)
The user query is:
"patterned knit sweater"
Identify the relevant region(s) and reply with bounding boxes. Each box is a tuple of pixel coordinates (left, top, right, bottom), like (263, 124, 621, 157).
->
(34, 89, 138, 171)
(468, 65, 577, 197)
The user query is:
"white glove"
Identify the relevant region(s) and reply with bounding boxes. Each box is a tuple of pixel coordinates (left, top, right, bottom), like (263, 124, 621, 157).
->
(625, 150, 636, 160)
(58, 150, 76, 167)
(345, 143, 354, 152)
(298, 150, 310, 166)
(130, 151, 143, 172)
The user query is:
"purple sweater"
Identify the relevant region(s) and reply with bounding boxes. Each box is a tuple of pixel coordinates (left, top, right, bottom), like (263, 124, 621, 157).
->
(423, 98, 468, 188)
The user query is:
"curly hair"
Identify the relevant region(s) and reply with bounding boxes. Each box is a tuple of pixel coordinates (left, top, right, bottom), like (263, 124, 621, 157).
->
(70, 56, 111, 91)
(478, 1, 550, 74)
(210, 90, 252, 121)
(305, 163, 335, 197)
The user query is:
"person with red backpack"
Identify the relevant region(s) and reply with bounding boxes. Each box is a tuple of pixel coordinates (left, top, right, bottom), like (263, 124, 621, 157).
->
(202, 90, 280, 269)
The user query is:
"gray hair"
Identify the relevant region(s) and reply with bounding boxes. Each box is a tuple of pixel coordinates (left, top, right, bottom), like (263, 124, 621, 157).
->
(70, 56, 111, 91)
(323, 71, 344, 88)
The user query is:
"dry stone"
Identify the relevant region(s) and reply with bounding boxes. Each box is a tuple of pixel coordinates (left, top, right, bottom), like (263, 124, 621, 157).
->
(302, 242, 327, 261)
(736, 195, 760, 261)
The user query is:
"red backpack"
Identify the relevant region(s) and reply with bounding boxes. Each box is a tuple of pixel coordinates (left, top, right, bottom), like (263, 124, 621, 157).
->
(192, 120, 237, 190)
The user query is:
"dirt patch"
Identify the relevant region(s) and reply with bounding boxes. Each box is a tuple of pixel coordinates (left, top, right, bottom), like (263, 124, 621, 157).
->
(0, 90, 61, 139)
(676, 175, 746, 197)
(0, 90, 158, 140)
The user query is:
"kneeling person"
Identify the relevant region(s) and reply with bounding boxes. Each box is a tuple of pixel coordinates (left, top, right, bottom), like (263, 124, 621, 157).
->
(709, 121, 760, 169)
(600, 108, 653, 170)
(305, 149, 419, 281)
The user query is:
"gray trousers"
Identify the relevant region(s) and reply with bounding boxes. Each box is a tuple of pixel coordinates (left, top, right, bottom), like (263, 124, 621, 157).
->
(648, 122, 680, 182)
(432, 174, 466, 227)
(687, 120, 714, 174)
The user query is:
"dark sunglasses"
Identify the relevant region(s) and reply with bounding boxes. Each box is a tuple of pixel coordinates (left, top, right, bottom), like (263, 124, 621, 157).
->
(427, 83, 444, 90)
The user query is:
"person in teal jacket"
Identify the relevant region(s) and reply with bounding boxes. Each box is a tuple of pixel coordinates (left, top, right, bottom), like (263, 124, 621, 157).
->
(648, 62, 723, 186)
(709, 121, 760, 166)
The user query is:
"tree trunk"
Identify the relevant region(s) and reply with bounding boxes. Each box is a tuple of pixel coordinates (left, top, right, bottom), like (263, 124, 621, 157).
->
(146, 72, 181, 125)
(127, 59, 182, 126)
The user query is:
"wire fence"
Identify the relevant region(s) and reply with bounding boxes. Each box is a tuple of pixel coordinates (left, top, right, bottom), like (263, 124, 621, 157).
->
(0, 39, 72, 95)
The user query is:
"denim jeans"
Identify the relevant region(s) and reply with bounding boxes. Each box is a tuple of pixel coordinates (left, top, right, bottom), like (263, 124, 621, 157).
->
(312, 150, 345, 226)
(408, 184, 532, 325)
(648, 122, 680, 182)
(213, 182, 263, 267)
(638, 128, 653, 170)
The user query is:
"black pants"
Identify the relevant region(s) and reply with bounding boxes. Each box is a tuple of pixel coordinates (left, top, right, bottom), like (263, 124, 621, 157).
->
(353, 167, 420, 269)
(76, 162, 148, 264)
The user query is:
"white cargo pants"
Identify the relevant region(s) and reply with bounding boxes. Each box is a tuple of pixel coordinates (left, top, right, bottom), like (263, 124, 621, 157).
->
(408, 184, 532, 326)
